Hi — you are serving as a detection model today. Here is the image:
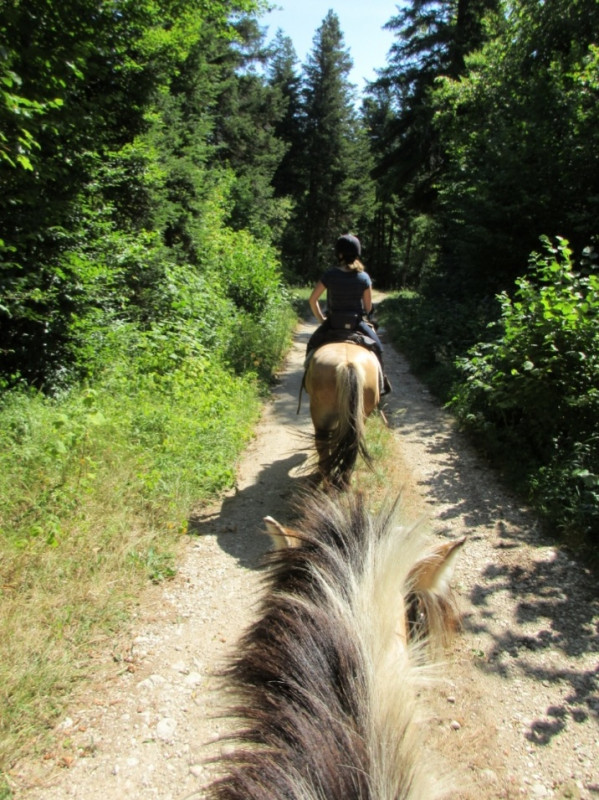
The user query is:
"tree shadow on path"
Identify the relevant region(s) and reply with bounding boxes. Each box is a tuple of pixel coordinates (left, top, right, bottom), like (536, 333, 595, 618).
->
(378, 334, 599, 749)
(188, 451, 314, 569)
(187, 319, 318, 569)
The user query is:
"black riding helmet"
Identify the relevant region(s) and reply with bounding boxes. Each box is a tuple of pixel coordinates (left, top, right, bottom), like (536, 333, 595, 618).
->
(335, 234, 361, 261)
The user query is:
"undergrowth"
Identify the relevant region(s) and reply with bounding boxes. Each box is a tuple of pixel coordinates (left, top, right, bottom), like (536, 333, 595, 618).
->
(0, 311, 296, 782)
(380, 237, 599, 553)
(450, 237, 599, 549)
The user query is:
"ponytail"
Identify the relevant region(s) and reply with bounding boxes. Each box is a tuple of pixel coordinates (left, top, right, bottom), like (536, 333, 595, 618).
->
(346, 258, 365, 272)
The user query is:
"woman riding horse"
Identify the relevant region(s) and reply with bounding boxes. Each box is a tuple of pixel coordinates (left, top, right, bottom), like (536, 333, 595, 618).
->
(307, 234, 391, 395)
(302, 235, 392, 486)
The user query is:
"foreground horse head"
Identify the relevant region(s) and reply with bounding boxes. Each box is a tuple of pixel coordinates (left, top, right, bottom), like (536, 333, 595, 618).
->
(304, 342, 381, 488)
(205, 492, 465, 800)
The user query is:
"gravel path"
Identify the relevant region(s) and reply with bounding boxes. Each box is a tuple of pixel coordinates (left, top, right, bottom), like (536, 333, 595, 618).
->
(11, 317, 599, 800)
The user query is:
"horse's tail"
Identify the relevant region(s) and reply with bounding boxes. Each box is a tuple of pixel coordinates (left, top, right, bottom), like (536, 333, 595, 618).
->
(328, 360, 371, 486)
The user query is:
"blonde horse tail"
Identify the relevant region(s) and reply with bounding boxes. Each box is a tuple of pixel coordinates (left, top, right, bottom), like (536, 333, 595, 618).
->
(329, 361, 371, 486)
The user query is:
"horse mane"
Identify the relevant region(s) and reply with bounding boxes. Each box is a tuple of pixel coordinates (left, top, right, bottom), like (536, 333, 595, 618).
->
(205, 491, 461, 800)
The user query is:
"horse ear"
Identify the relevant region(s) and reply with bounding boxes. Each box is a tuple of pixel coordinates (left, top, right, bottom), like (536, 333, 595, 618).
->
(408, 537, 466, 595)
(263, 516, 301, 550)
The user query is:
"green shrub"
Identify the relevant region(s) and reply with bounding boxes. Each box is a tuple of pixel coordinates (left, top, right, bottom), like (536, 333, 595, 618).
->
(450, 237, 599, 543)
(0, 342, 263, 767)
(380, 290, 495, 400)
(224, 292, 296, 381)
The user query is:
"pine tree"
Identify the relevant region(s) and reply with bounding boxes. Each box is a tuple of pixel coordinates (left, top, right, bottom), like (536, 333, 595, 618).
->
(362, 85, 403, 286)
(289, 11, 372, 280)
(268, 31, 303, 199)
(366, 0, 499, 287)
(374, 0, 498, 212)
(211, 15, 288, 240)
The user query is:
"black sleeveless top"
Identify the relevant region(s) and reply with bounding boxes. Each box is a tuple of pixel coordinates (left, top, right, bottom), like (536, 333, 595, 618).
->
(321, 268, 371, 313)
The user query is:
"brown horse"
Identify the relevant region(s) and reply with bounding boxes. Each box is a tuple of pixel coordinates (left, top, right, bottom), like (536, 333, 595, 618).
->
(304, 341, 381, 487)
(205, 491, 465, 800)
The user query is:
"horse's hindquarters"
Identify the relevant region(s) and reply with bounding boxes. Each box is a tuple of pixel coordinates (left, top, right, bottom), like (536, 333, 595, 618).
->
(306, 359, 340, 431)
(305, 343, 380, 484)
(305, 343, 380, 421)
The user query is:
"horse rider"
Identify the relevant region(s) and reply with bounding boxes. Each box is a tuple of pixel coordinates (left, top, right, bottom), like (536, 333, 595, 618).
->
(306, 233, 392, 395)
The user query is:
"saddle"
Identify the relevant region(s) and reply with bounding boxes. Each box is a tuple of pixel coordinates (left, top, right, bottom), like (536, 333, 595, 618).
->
(311, 325, 379, 355)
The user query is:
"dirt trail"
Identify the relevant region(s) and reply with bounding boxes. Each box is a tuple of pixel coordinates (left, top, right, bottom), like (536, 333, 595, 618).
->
(11, 317, 599, 800)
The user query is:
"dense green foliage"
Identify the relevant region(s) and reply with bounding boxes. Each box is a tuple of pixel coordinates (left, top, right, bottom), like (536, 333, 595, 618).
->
(365, 0, 500, 284)
(0, 2, 377, 390)
(450, 238, 599, 542)
(366, 0, 599, 294)
(433, 1, 599, 292)
(0, 0, 301, 778)
(380, 289, 497, 398)
(1, 0, 280, 389)
(289, 11, 375, 279)
(369, 0, 598, 547)
(0, 344, 264, 770)
(268, 12, 376, 280)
